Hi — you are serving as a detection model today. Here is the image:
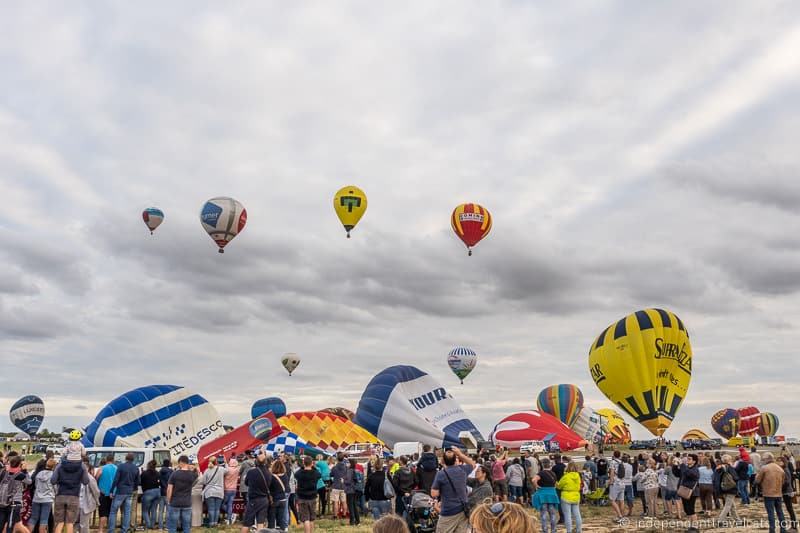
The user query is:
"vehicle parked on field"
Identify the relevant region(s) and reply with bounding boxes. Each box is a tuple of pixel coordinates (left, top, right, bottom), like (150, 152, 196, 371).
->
(519, 441, 546, 454)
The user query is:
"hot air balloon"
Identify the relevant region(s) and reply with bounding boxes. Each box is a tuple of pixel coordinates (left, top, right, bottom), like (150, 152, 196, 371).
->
(265, 430, 328, 457)
(355, 365, 484, 448)
(278, 411, 382, 454)
(738, 406, 761, 436)
(536, 384, 584, 428)
(251, 397, 287, 420)
(83, 385, 224, 461)
(333, 186, 368, 238)
(711, 408, 740, 440)
(142, 207, 164, 235)
(490, 411, 586, 451)
(199, 197, 247, 253)
(588, 308, 692, 437)
(569, 407, 605, 443)
(9, 395, 45, 437)
(757, 412, 779, 437)
(447, 347, 477, 384)
(282, 353, 300, 376)
(596, 408, 632, 445)
(681, 429, 710, 441)
(451, 203, 492, 256)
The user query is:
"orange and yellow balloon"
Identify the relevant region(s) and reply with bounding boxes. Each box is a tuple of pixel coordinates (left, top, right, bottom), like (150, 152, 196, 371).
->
(451, 203, 492, 256)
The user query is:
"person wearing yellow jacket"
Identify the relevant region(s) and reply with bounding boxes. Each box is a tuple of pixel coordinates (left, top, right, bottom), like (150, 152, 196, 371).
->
(556, 462, 583, 533)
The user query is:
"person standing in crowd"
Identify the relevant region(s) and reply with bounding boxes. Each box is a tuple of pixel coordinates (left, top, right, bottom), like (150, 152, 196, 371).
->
(714, 454, 740, 525)
(166, 456, 198, 533)
(756, 452, 788, 533)
(0, 456, 32, 533)
(734, 451, 751, 505)
(636, 458, 659, 519)
(393, 456, 415, 518)
(222, 457, 239, 525)
(372, 513, 413, 533)
(157, 460, 173, 530)
(199, 457, 226, 527)
(77, 458, 99, 533)
(665, 456, 683, 519)
(468, 501, 536, 533)
(583, 456, 597, 492)
(28, 459, 55, 533)
(675, 453, 700, 533)
(29, 451, 55, 533)
(355, 462, 367, 516)
(268, 460, 289, 532)
(608, 452, 627, 523)
(239, 451, 271, 533)
(108, 453, 140, 533)
(431, 447, 475, 533)
(556, 462, 582, 533)
(295, 456, 322, 533)
(776, 456, 797, 531)
(751, 449, 763, 501)
(314, 455, 331, 517)
(238, 452, 255, 504)
(505, 459, 525, 505)
(524, 453, 539, 500)
(416, 445, 439, 495)
(532, 457, 559, 533)
(596, 456, 608, 490)
(329, 453, 348, 520)
(94, 455, 116, 533)
(467, 464, 493, 512)
(697, 456, 714, 515)
(50, 456, 89, 533)
(344, 458, 361, 527)
(490, 450, 508, 503)
(139, 460, 161, 530)
(365, 458, 392, 521)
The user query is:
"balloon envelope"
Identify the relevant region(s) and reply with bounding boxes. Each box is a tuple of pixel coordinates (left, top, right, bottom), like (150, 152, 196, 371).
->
(9, 395, 45, 436)
(83, 385, 224, 462)
(537, 384, 584, 428)
(737, 406, 761, 436)
(447, 347, 477, 384)
(265, 430, 328, 457)
(570, 407, 604, 442)
(333, 186, 368, 237)
(451, 203, 492, 255)
(589, 308, 692, 437)
(282, 354, 300, 376)
(711, 408, 740, 440)
(596, 408, 632, 444)
(199, 197, 247, 253)
(490, 411, 585, 451)
(757, 412, 779, 437)
(354, 365, 484, 448)
(319, 407, 355, 421)
(251, 397, 287, 420)
(278, 411, 382, 454)
(681, 429, 710, 441)
(142, 208, 164, 234)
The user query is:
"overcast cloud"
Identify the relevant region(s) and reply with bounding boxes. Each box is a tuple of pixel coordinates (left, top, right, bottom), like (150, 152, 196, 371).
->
(1, 2, 799, 441)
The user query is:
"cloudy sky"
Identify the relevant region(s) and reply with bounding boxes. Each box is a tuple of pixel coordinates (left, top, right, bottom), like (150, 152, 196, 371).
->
(2, 2, 799, 441)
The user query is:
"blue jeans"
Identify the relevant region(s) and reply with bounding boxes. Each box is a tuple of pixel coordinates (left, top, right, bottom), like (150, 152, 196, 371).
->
(737, 479, 750, 504)
(370, 500, 391, 520)
(268, 499, 288, 530)
(764, 497, 788, 533)
(561, 502, 582, 533)
(539, 503, 558, 533)
(28, 502, 53, 527)
(223, 491, 236, 523)
(141, 488, 160, 529)
(157, 496, 169, 529)
(167, 506, 192, 533)
(108, 494, 132, 533)
(205, 496, 223, 526)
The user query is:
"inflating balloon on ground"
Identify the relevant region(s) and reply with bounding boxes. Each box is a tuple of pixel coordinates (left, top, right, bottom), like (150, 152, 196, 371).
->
(196, 411, 281, 471)
(490, 410, 585, 451)
(278, 411, 383, 455)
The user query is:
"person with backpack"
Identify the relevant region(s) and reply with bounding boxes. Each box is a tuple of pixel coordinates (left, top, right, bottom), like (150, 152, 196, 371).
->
(0, 455, 32, 533)
(199, 456, 226, 527)
(50, 457, 90, 533)
(415, 445, 438, 495)
(714, 454, 740, 524)
(608, 452, 627, 523)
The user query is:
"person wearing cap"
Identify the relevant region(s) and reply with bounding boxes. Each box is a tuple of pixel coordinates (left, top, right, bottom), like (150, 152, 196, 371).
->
(166, 456, 198, 533)
(240, 450, 273, 533)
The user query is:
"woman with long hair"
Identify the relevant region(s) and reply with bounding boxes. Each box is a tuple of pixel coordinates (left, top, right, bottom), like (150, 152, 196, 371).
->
(469, 501, 535, 533)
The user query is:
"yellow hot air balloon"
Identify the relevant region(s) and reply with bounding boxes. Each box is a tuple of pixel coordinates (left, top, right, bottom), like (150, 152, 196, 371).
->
(589, 308, 692, 437)
(333, 186, 367, 238)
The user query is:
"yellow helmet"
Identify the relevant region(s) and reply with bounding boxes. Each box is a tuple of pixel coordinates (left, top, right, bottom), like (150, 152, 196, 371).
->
(69, 429, 83, 441)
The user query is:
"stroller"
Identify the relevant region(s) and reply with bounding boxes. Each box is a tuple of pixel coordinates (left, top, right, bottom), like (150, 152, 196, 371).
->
(406, 491, 438, 533)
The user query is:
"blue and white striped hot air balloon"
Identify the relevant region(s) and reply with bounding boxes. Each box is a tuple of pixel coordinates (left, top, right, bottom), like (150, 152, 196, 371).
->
(10, 395, 45, 437)
(83, 385, 224, 462)
(447, 347, 477, 384)
(354, 365, 483, 448)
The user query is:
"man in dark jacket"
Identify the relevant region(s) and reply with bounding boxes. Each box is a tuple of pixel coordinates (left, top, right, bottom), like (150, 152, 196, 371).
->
(415, 445, 438, 494)
(329, 453, 348, 520)
(108, 453, 140, 533)
(240, 452, 272, 533)
(51, 459, 90, 533)
(392, 456, 415, 517)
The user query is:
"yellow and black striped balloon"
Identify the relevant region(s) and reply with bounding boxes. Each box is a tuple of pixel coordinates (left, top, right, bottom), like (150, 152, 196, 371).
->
(588, 308, 692, 437)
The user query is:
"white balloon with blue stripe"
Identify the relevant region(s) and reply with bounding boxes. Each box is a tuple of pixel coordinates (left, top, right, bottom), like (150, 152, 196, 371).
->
(83, 385, 224, 462)
(354, 365, 483, 448)
(447, 347, 478, 384)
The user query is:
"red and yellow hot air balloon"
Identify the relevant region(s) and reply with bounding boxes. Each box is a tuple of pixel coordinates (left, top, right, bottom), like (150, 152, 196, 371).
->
(738, 406, 761, 436)
(451, 203, 492, 256)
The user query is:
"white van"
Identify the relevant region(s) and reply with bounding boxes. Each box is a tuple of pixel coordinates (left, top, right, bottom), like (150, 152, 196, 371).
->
(519, 441, 546, 454)
(393, 442, 423, 459)
(85, 447, 172, 469)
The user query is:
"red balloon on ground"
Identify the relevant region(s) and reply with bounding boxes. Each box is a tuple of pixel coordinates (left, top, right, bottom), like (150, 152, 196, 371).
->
(489, 410, 586, 451)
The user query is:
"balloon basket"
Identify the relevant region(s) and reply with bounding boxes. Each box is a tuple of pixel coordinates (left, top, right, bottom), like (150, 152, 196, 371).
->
(218, 249, 224, 254)
(468, 249, 472, 256)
